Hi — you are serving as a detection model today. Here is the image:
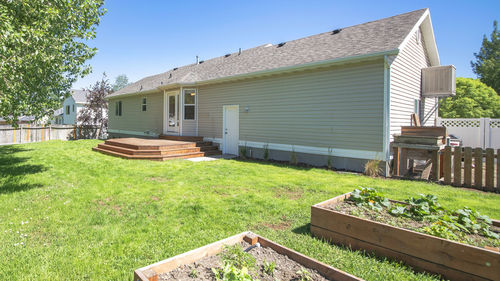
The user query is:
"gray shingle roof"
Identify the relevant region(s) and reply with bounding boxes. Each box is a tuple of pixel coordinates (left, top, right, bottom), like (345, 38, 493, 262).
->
(71, 89, 90, 104)
(109, 8, 427, 98)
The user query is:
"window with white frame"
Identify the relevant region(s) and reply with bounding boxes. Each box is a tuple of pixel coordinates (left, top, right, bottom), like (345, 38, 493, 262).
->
(183, 89, 196, 120)
(141, 97, 147, 112)
(115, 101, 122, 116)
(66, 105, 70, 115)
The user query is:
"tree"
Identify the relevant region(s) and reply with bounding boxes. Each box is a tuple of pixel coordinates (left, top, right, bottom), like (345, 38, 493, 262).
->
(439, 78, 500, 118)
(0, 0, 106, 126)
(471, 20, 500, 94)
(78, 74, 111, 139)
(112, 74, 129, 92)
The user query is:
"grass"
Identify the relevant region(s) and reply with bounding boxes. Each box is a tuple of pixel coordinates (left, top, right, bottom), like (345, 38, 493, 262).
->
(0, 140, 498, 281)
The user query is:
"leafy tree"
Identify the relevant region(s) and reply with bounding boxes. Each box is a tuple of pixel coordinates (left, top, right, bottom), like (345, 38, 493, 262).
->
(0, 0, 106, 126)
(112, 74, 129, 92)
(471, 20, 500, 94)
(78, 74, 111, 139)
(439, 78, 500, 118)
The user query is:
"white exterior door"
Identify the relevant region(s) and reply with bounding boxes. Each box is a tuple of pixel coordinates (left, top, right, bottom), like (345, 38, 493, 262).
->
(166, 92, 179, 134)
(223, 105, 239, 155)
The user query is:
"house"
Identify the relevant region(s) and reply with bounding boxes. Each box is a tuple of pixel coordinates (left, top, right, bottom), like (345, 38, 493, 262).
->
(61, 89, 90, 125)
(105, 8, 455, 173)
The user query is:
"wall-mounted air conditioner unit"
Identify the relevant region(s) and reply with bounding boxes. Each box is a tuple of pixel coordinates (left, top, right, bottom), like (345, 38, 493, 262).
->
(422, 65, 456, 97)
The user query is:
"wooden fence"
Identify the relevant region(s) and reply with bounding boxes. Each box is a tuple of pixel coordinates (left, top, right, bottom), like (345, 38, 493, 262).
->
(0, 125, 103, 145)
(441, 146, 499, 192)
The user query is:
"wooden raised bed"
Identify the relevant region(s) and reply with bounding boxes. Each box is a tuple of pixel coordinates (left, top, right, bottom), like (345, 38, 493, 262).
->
(134, 231, 363, 281)
(311, 193, 500, 281)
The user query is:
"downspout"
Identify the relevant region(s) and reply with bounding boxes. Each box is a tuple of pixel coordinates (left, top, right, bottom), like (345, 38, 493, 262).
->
(383, 55, 391, 176)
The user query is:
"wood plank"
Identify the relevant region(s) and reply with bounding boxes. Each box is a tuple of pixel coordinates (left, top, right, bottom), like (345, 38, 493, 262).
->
(311, 226, 488, 281)
(420, 160, 432, 180)
(443, 146, 452, 185)
(411, 113, 421, 127)
(464, 147, 473, 187)
(401, 126, 447, 137)
(311, 205, 500, 280)
(431, 150, 440, 181)
(474, 148, 483, 190)
(485, 148, 494, 191)
(393, 147, 400, 176)
(258, 236, 362, 281)
(453, 146, 462, 186)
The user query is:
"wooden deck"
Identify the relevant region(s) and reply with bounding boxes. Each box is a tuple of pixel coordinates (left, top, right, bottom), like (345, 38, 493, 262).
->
(92, 137, 220, 160)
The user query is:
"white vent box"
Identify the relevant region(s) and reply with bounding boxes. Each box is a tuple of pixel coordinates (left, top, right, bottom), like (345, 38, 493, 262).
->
(422, 65, 456, 97)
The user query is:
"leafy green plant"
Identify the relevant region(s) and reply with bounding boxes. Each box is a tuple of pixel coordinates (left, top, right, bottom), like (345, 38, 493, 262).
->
(348, 187, 391, 211)
(212, 263, 255, 281)
(220, 245, 256, 270)
(240, 145, 248, 160)
(262, 261, 276, 276)
(296, 268, 312, 281)
(188, 268, 198, 278)
(263, 144, 269, 161)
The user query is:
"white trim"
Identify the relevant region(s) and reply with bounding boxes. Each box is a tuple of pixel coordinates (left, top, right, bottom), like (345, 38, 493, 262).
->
(383, 55, 391, 175)
(398, 9, 440, 66)
(222, 105, 239, 155)
(204, 137, 384, 161)
(182, 88, 197, 121)
(108, 129, 159, 137)
(180, 86, 183, 135)
(165, 90, 180, 135)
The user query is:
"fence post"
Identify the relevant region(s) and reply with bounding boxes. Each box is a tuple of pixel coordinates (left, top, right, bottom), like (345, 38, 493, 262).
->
(464, 147, 473, 187)
(497, 149, 500, 192)
(453, 147, 462, 186)
(474, 148, 483, 190)
(443, 146, 452, 185)
(485, 148, 494, 191)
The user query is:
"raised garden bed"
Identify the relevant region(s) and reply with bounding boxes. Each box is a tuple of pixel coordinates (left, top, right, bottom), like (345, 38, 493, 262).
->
(134, 231, 362, 281)
(311, 191, 500, 281)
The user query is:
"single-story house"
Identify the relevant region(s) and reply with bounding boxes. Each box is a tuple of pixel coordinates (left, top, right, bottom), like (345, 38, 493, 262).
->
(106, 8, 455, 173)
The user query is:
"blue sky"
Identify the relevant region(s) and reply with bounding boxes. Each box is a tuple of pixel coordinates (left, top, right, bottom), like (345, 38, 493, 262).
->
(73, 0, 500, 89)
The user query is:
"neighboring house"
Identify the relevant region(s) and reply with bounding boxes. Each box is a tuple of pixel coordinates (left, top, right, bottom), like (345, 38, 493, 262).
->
(62, 89, 90, 125)
(106, 9, 454, 173)
(51, 108, 64, 125)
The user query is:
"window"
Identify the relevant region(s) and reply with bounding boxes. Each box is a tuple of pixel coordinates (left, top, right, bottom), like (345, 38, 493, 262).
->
(115, 101, 122, 116)
(66, 105, 70, 115)
(141, 97, 147, 111)
(183, 89, 196, 120)
(72, 104, 75, 112)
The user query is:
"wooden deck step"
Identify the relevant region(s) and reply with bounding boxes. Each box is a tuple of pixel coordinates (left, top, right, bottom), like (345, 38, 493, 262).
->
(104, 139, 197, 151)
(97, 143, 201, 156)
(92, 147, 205, 160)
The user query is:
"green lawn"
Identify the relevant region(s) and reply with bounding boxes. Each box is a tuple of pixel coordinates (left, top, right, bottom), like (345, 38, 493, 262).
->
(0, 140, 499, 281)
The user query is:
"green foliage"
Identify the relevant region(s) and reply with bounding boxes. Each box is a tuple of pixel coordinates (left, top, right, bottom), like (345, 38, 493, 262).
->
(240, 145, 248, 160)
(471, 20, 500, 94)
(262, 261, 276, 276)
(77, 74, 111, 139)
(263, 144, 269, 161)
(439, 78, 500, 118)
(348, 187, 391, 211)
(220, 245, 256, 270)
(112, 74, 129, 92)
(188, 268, 198, 278)
(0, 0, 106, 125)
(212, 263, 255, 281)
(296, 268, 312, 281)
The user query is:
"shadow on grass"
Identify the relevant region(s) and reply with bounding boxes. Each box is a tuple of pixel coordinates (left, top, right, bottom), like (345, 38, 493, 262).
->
(292, 223, 311, 235)
(232, 157, 316, 171)
(0, 145, 46, 194)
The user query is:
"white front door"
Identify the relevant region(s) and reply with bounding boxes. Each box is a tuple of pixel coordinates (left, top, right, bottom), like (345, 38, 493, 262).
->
(223, 105, 239, 155)
(166, 92, 179, 134)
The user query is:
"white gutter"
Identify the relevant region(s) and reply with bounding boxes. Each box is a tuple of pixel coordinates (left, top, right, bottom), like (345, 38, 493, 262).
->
(107, 49, 400, 100)
(383, 55, 392, 176)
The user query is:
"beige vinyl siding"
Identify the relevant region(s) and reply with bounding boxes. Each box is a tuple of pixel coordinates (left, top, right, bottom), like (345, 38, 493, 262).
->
(198, 60, 385, 152)
(390, 28, 436, 139)
(108, 91, 163, 135)
(182, 120, 197, 136)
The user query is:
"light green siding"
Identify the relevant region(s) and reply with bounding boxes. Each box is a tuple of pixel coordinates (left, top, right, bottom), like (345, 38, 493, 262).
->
(108, 91, 163, 136)
(198, 60, 385, 152)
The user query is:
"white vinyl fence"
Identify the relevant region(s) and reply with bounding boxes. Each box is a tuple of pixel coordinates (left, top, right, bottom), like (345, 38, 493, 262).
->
(0, 125, 102, 145)
(436, 118, 500, 149)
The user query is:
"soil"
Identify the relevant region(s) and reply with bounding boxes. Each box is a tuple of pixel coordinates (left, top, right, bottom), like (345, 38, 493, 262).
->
(325, 201, 500, 249)
(159, 242, 330, 281)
